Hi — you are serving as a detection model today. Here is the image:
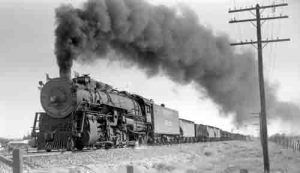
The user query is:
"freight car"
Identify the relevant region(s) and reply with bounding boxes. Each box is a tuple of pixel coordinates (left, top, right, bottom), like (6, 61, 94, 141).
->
(179, 119, 195, 143)
(206, 126, 219, 141)
(220, 130, 232, 141)
(31, 74, 247, 151)
(195, 124, 208, 142)
(152, 104, 180, 144)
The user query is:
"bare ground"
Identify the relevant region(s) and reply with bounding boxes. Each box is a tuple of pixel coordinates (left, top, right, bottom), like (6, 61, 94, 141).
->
(1, 140, 300, 173)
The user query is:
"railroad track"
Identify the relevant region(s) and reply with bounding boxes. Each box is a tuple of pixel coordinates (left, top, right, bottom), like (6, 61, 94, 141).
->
(2, 139, 233, 159)
(2, 145, 135, 158)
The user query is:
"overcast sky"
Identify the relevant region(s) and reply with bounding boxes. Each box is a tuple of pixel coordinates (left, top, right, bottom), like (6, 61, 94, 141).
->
(0, 0, 299, 138)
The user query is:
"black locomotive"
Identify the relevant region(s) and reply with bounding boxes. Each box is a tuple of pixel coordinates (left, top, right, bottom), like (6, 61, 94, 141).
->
(31, 74, 247, 151)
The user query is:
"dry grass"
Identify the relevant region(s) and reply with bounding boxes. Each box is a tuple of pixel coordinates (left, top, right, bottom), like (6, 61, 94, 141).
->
(2, 140, 298, 173)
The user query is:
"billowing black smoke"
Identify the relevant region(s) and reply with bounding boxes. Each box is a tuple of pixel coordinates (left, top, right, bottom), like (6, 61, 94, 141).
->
(55, 0, 300, 130)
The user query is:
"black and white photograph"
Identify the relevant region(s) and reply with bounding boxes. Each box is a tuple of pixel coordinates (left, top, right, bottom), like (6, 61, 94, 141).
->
(0, 0, 299, 172)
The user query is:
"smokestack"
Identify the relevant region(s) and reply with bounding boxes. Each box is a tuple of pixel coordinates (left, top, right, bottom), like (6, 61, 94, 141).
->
(59, 69, 71, 79)
(54, 0, 300, 133)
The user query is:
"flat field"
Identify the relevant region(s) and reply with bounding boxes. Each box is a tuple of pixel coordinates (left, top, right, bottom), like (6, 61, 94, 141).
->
(1, 140, 300, 173)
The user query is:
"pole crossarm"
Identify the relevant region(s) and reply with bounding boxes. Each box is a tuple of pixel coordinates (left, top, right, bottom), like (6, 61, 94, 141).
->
(229, 15, 288, 23)
(229, 6, 257, 13)
(228, 3, 288, 13)
(230, 38, 290, 46)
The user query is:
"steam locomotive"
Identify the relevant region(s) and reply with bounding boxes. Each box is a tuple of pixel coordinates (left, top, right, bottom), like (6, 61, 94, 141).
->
(31, 74, 247, 151)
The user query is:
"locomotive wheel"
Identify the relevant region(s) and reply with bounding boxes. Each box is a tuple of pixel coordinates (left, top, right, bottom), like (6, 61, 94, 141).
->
(66, 137, 74, 151)
(115, 134, 121, 147)
(104, 143, 112, 149)
(138, 135, 148, 145)
(45, 142, 52, 152)
(75, 139, 84, 151)
(75, 143, 84, 151)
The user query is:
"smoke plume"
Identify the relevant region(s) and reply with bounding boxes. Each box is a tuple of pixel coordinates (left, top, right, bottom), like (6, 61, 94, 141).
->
(55, 0, 300, 131)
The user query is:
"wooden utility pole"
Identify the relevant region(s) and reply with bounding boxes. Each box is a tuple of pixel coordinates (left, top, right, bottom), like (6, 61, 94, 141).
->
(228, 2, 290, 173)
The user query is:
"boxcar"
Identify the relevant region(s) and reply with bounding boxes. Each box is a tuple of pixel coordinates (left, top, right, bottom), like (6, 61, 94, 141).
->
(206, 126, 216, 141)
(231, 133, 245, 140)
(195, 124, 208, 142)
(153, 104, 180, 135)
(214, 127, 221, 141)
(179, 119, 195, 142)
(221, 130, 231, 140)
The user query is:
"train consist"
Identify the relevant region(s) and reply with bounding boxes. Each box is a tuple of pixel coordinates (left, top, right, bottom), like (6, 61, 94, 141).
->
(32, 74, 247, 151)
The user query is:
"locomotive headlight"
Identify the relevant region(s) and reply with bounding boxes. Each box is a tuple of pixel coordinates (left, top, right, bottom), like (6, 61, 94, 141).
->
(50, 96, 57, 103)
(49, 88, 67, 104)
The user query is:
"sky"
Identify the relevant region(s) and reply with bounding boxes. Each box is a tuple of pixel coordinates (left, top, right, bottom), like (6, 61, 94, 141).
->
(0, 0, 299, 138)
